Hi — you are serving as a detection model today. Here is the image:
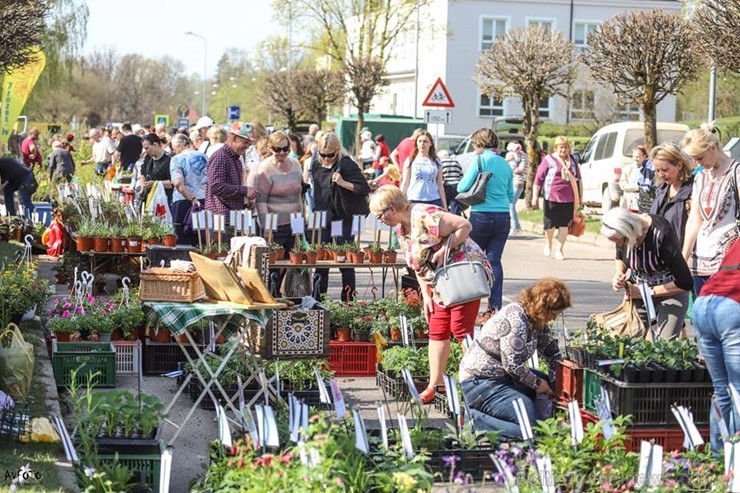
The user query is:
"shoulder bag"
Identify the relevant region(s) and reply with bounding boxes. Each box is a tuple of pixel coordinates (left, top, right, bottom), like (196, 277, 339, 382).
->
(456, 155, 492, 207)
(432, 236, 492, 307)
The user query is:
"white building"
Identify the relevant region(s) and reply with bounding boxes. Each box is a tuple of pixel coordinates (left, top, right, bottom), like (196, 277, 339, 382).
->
(369, 0, 683, 135)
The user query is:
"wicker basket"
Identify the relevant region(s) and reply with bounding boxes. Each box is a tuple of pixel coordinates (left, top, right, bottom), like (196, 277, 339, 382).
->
(139, 268, 205, 302)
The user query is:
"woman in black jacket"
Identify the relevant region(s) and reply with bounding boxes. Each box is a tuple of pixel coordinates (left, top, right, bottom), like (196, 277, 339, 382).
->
(649, 143, 694, 246)
(311, 132, 371, 301)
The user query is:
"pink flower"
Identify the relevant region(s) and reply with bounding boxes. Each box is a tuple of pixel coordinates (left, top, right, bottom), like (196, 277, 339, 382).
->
(62, 310, 71, 318)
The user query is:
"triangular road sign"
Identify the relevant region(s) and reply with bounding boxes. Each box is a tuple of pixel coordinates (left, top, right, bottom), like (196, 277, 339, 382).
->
(422, 78, 455, 108)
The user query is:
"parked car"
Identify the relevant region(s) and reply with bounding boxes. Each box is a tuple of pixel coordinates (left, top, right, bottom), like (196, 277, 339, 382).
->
(435, 134, 467, 154)
(579, 121, 690, 214)
(451, 117, 525, 173)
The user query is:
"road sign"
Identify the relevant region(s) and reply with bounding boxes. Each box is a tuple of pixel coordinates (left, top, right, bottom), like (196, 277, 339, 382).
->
(227, 105, 240, 120)
(422, 78, 455, 108)
(177, 105, 189, 118)
(154, 114, 170, 127)
(177, 118, 190, 129)
(424, 110, 452, 124)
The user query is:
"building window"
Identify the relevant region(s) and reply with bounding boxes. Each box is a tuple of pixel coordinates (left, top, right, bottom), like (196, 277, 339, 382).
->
(539, 96, 551, 118)
(479, 93, 504, 117)
(574, 22, 600, 51)
(618, 102, 641, 121)
(527, 18, 554, 32)
(570, 89, 595, 120)
(481, 18, 508, 51)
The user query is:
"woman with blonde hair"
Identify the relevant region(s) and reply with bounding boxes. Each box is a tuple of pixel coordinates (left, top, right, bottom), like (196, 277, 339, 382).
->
(459, 278, 569, 437)
(649, 143, 694, 245)
(370, 185, 491, 404)
(681, 122, 739, 295)
(531, 136, 581, 260)
(205, 126, 227, 158)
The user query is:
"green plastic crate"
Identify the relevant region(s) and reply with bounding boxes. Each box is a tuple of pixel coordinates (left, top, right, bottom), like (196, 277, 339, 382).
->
(98, 443, 163, 493)
(52, 342, 116, 388)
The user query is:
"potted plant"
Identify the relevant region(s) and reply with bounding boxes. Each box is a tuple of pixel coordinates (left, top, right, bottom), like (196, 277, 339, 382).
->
(91, 222, 111, 253)
(267, 242, 284, 263)
(76, 218, 96, 252)
(334, 244, 346, 263)
(315, 242, 325, 261)
(322, 243, 335, 261)
(95, 316, 116, 343)
(161, 222, 177, 247)
(47, 316, 77, 342)
(368, 243, 384, 263)
(108, 225, 126, 253)
(304, 243, 318, 264)
(110, 304, 146, 341)
(124, 222, 142, 253)
(289, 244, 304, 264)
(351, 314, 373, 342)
(384, 248, 398, 263)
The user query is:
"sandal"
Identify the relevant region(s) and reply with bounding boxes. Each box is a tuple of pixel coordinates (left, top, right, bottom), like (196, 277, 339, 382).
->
(419, 387, 436, 404)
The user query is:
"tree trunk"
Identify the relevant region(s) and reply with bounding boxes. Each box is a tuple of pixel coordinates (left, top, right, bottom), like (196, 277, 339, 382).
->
(643, 100, 658, 151)
(354, 105, 367, 157)
(522, 96, 541, 208)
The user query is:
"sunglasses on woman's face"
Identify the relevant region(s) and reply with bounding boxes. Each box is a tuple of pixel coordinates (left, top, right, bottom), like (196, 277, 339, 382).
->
(319, 152, 336, 159)
(272, 145, 290, 154)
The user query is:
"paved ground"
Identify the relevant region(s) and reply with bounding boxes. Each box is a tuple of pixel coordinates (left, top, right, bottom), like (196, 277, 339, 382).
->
(35, 220, 636, 491)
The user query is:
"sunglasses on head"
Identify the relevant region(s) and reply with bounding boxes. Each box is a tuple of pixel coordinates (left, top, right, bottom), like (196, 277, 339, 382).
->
(272, 145, 290, 153)
(319, 151, 336, 159)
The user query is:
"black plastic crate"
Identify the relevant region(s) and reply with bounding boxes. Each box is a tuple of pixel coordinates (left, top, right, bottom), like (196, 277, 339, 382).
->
(375, 365, 427, 400)
(583, 369, 712, 426)
(426, 448, 497, 481)
(146, 244, 197, 267)
(143, 341, 207, 375)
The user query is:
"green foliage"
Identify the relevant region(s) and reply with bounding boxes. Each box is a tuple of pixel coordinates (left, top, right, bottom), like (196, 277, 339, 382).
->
(0, 261, 50, 328)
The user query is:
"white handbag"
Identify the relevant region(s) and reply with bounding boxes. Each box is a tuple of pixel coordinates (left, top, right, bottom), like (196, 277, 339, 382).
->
(432, 236, 492, 307)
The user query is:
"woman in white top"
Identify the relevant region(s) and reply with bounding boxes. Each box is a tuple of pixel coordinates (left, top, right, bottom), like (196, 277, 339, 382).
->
(401, 129, 447, 209)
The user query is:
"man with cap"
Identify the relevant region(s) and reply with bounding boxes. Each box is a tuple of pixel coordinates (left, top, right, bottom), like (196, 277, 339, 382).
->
(205, 121, 257, 224)
(194, 117, 215, 154)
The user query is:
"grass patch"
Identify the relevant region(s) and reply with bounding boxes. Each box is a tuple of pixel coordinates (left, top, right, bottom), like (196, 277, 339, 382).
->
(518, 209, 603, 234)
(0, 321, 70, 492)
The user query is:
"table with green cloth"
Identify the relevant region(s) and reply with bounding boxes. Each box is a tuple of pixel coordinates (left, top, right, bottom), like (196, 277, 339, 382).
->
(142, 301, 273, 445)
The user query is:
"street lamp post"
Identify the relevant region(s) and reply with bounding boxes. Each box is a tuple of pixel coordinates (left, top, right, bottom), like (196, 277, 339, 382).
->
(185, 31, 207, 117)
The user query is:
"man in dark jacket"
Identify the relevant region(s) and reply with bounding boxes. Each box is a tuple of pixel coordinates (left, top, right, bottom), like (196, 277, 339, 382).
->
(0, 157, 36, 217)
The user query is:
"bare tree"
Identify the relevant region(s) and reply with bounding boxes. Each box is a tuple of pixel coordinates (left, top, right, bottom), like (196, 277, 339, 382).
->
(475, 25, 576, 206)
(581, 10, 699, 150)
(691, 0, 740, 73)
(0, 0, 47, 73)
(294, 68, 346, 124)
(261, 70, 302, 131)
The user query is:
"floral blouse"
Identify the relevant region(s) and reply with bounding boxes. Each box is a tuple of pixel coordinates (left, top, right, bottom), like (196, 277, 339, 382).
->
(458, 303, 561, 389)
(396, 203, 492, 304)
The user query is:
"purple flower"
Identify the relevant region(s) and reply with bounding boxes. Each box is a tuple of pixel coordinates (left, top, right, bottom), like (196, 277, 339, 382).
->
(442, 455, 460, 469)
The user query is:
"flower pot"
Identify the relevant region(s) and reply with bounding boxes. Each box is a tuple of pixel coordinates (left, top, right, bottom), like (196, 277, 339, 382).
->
(95, 280, 107, 295)
(12, 227, 24, 242)
(353, 329, 371, 342)
(54, 332, 71, 342)
(390, 328, 402, 341)
(335, 327, 352, 342)
(275, 249, 286, 261)
(149, 327, 171, 343)
(336, 254, 346, 263)
(127, 237, 142, 253)
(175, 333, 190, 343)
(678, 368, 693, 383)
(93, 236, 109, 253)
(305, 252, 318, 264)
(316, 248, 325, 261)
(141, 240, 148, 252)
(77, 236, 94, 252)
(369, 252, 383, 264)
(163, 234, 177, 247)
(351, 251, 365, 264)
(110, 237, 125, 253)
(289, 252, 304, 264)
(384, 250, 398, 263)
(268, 251, 278, 263)
(98, 332, 112, 343)
(111, 328, 124, 341)
(623, 366, 639, 383)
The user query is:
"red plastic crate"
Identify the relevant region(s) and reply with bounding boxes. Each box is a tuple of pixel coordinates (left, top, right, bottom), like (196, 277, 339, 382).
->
(555, 359, 584, 403)
(328, 342, 377, 376)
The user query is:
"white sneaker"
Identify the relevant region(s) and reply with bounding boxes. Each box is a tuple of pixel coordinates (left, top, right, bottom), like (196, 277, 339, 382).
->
(555, 250, 565, 261)
(544, 245, 552, 257)
(510, 228, 522, 236)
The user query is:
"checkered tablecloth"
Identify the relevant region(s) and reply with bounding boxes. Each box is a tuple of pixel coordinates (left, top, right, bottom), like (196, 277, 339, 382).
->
(142, 301, 272, 336)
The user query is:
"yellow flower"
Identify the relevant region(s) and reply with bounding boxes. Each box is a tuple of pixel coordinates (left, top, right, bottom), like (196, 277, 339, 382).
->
(392, 472, 416, 491)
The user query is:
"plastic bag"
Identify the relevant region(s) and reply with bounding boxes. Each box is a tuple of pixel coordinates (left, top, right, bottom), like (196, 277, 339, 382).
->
(145, 181, 173, 224)
(30, 418, 60, 443)
(0, 324, 35, 400)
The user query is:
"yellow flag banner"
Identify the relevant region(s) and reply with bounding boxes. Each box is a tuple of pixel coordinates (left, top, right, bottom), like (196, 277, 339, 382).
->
(0, 50, 47, 149)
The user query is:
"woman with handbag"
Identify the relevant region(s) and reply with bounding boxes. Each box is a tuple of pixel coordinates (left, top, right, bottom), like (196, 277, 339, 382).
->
(457, 128, 513, 315)
(459, 278, 570, 438)
(648, 143, 694, 246)
(312, 132, 371, 301)
(601, 207, 693, 340)
(369, 185, 492, 404)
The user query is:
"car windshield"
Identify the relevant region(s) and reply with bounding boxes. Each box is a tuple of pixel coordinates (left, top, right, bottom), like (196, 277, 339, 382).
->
(622, 129, 689, 157)
(437, 136, 466, 153)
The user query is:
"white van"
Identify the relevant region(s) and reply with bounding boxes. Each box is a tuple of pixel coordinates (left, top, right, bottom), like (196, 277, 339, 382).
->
(579, 121, 690, 213)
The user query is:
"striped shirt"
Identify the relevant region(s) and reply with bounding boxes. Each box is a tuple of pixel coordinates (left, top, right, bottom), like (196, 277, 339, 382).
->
(254, 157, 304, 227)
(441, 159, 463, 185)
(205, 144, 249, 217)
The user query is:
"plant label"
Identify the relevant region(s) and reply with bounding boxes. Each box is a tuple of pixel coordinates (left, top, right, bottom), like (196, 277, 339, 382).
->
(399, 315, 410, 346)
(240, 404, 259, 448)
(216, 404, 232, 448)
(259, 371, 270, 406)
(712, 395, 730, 442)
(401, 368, 422, 404)
(242, 211, 253, 235)
(512, 398, 534, 440)
(671, 405, 704, 450)
(351, 215, 365, 235)
(330, 378, 346, 419)
(191, 211, 200, 230)
(353, 410, 369, 454)
(723, 442, 740, 492)
(229, 211, 237, 229)
(595, 391, 614, 440)
(289, 394, 300, 442)
(367, 214, 378, 232)
(313, 368, 331, 404)
(490, 454, 519, 493)
(255, 404, 279, 448)
(397, 414, 414, 459)
(300, 403, 308, 441)
(290, 214, 305, 235)
(330, 220, 343, 238)
(567, 399, 584, 445)
(214, 214, 225, 232)
(443, 374, 461, 416)
(377, 405, 389, 449)
(638, 282, 657, 330)
(0, 204, 5, 215)
(264, 213, 278, 232)
(527, 351, 539, 370)
(205, 211, 214, 230)
(636, 441, 662, 488)
(535, 455, 555, 493)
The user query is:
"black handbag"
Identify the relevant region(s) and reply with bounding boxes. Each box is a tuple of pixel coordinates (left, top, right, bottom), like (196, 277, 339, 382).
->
(329, 157, 370, 220)
(456, 156, 492, 207)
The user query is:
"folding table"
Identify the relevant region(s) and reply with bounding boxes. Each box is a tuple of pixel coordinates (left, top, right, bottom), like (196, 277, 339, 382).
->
(142, 301, 273, 446)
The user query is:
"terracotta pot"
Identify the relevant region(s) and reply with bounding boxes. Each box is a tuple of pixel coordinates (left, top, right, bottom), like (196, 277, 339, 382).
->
(289, 252, 304, 264)
(316, 248, 325, 261)
(111, 328, 124, 341)
(147, 237, 160, 245)
(110, 237, 125, 253)
(141, 240, 149, 252)
(163, 234, 177, 247)
(175, 333, 190, 343)
(77, 236, 93, 252)
(268, 251, 278, 263)
(93, 236, 109, 253)
(305, 252, 318, 264)
(384, 250, 398, 263)
(390, 328, 402, 341)
(275, 249, 286, 261)
(335, 253, 346, 263)
(55, 332, 71, 342)
(369, 252, 383, 264)
(215, 333, 227, 344)
(127, 237, 142, 253)
(13, 228, 24, 242)
(351, 251, 365, 264)
(335, 327, 352, 342)
(149, 327, 171, 343)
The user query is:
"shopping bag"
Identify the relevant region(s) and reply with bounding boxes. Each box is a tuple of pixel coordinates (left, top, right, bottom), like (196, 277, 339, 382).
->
(568, 212, 586, 237)
(145, 181, 173, 224)
(0, 324, 35, 400)
(589, 295, 647, 338)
